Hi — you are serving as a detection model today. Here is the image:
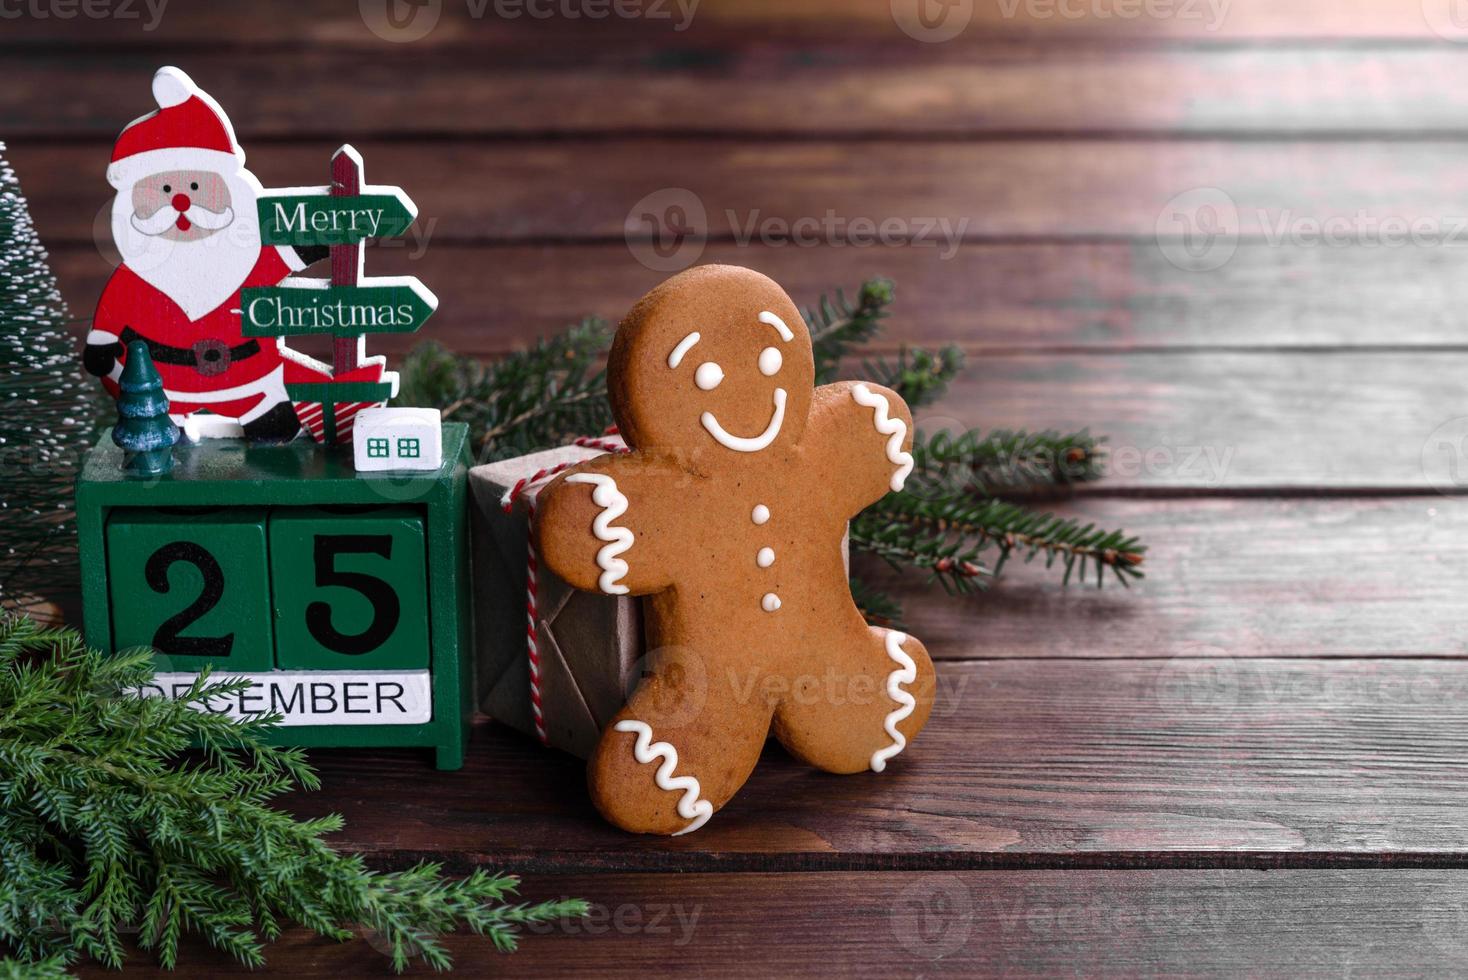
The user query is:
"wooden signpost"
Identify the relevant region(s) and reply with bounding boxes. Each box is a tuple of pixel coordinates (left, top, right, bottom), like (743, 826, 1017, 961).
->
(79, 82, 469, 768)
(244, 145, 437, 444)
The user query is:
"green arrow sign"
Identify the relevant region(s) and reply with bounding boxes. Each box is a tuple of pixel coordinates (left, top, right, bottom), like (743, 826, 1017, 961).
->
(257, 189, 417, 247)
(240, 279, 436, 338)
(286, 381, 397, 403)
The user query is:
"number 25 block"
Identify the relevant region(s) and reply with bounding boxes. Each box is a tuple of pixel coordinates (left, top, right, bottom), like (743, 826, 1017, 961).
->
(105, 508, 274, 672)
(269, 508, 430, 671)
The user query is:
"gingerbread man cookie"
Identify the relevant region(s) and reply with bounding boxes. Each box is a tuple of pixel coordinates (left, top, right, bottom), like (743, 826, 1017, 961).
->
(536, 265, 936, 835)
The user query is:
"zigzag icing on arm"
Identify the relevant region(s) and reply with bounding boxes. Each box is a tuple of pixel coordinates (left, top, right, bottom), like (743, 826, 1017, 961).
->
(565, 472, 634, 595)
(614, 719, 714, 835)
(870, 631, 918, 773)
(851, 383, 915, 492)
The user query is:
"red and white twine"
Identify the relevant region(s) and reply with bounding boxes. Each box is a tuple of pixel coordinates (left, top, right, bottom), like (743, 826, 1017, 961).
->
(500, 431, 630, 744)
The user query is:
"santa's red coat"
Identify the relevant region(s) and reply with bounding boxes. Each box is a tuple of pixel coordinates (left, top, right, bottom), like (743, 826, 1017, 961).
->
(94, 246, 329, 415)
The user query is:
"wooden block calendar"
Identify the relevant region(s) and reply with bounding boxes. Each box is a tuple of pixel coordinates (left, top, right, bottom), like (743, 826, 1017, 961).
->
(76, 424, 474, 770)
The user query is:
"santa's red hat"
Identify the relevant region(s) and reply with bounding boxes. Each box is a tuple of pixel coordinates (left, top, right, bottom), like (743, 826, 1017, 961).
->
(106, 67, 245, 189)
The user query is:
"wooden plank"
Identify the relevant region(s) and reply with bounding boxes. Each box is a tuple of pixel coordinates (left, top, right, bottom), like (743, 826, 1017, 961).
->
(52, 239, 1468, 355)
(19, 139, 1468, 247)
(3, 0, 1456, 47)
(274, 659, 1468, 870)
(73, 870, 1468, 978)
(15, 47, 1468, 138)
(45, 272, 1468, 490)
(932, 351, 1468, 491)
(865, 497, 1468, 659)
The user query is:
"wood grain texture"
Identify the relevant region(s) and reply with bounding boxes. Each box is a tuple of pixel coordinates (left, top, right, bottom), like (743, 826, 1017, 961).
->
(927, 352, 1467, 490)
(72, 870, 1468, 978)
(20, 139, 1468, 248)
(867, 497, 1468, 660)
(48, 313, 1467, 491)
(4, 0, 1455, 47)
(14, 47, 1468, 138)
(22, 4, 1468, 974)
(48, 287, 1468, 491)
(50, 240, 1468, 356)
(271, 658, 1468, 871)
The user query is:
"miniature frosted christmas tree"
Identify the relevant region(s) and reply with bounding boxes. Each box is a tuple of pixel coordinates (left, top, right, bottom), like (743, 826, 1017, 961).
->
(0, 142, 97, 616)
(111, 341, 178, 476)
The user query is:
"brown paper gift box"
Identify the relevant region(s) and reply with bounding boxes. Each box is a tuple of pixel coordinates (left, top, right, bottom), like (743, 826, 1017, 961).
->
(468, 441, 641, 759)
(469, 440, 848, 759)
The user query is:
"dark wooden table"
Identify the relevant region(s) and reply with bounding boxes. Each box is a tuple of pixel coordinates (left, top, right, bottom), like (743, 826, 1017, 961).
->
(13, 1, 1468, 974)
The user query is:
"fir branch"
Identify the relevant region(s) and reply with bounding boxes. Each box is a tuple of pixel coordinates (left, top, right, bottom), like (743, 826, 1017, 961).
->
(0, 615, 587, 975)
(857, 345, 964, 410)
(849, 505, 992, 595)
(0, 957, 68, 980)
(911, 427, 1104, 494)
(804, 278, 894, 384)
(849, 577, 906, 630)
(397, 319, 613, 461)
(855, 492, 1145, 592)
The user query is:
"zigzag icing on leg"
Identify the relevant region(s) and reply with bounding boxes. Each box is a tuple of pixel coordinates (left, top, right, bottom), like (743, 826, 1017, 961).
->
(870, 631, 918, 773)
(614, 719, 714, 835)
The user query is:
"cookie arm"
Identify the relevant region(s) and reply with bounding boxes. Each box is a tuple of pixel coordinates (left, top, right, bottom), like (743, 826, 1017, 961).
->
(808, 380, 916, 515)
(534, 454, 676, 597)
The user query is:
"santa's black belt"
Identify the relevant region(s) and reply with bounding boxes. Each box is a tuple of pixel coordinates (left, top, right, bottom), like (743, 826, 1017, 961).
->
(119, 327, 260, 377)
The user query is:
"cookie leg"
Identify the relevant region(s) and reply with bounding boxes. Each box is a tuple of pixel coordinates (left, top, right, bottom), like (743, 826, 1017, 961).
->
(772, 627, 936, 775)
(588, 662, 773, 836)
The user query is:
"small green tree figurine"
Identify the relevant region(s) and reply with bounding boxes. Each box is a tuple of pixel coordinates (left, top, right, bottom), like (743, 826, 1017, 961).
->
(111, 341, 178, 476)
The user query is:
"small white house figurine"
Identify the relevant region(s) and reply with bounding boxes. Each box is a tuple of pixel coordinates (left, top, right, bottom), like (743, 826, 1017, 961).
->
(353, 407, 443, 472)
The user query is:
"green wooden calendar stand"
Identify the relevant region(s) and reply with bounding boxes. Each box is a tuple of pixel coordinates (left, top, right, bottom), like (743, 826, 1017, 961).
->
(76, 423, 473, 770)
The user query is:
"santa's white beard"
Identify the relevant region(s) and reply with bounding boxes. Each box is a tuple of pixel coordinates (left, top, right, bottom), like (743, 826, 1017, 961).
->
(111, 170, 263, 322)
(130, 202, 236, 236)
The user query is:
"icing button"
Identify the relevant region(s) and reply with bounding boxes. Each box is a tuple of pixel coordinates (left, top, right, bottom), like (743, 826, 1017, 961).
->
(757, 547, 775, 568)
(761, 592, 781, 612)
(752, 504, 770, 525)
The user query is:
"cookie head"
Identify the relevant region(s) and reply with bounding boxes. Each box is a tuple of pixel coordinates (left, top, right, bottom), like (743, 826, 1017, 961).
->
(609, 265, 815, 456)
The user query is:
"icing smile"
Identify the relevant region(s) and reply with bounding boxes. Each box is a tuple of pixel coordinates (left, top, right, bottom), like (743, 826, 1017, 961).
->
(701, 387, 786, 453)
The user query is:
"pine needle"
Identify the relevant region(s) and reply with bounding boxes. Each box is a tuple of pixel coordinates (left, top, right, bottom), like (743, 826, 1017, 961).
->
(0, 615, 587, 975)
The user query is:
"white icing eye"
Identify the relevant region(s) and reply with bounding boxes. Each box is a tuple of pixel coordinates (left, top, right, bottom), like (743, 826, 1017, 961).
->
(695, 362, 724, 390)
(758, 346, 782, 377)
